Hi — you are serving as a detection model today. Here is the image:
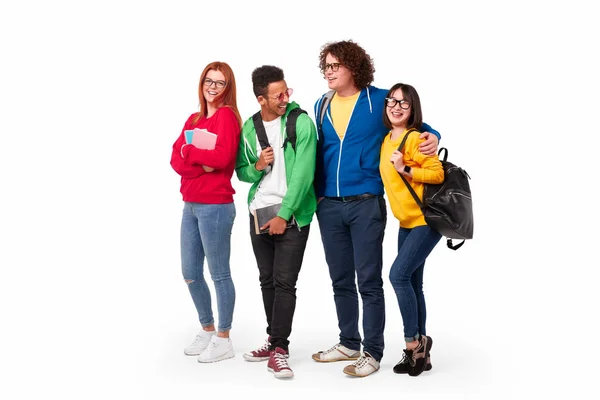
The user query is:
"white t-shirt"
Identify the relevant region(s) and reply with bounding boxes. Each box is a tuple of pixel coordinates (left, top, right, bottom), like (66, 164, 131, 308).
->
(249, 116, 288, 213)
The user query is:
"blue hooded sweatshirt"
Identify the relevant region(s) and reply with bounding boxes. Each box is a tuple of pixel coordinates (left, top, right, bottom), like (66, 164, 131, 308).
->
(314, 85, 440, 198)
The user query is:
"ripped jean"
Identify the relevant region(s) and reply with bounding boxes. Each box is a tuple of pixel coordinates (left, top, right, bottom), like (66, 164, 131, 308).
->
(180, 202, 236, 332)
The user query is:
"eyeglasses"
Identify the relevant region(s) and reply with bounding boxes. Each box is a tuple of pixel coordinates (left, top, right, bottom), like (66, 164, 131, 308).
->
(265, 88, 294, 102)
(203, 78, 227, 89)
(385, 97, 411, 110)
(322, 63, 342, 73)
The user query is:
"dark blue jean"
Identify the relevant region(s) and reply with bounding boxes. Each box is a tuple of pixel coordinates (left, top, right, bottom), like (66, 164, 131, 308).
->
(389, 225, 441, 341)
(316, 196, 386, 361)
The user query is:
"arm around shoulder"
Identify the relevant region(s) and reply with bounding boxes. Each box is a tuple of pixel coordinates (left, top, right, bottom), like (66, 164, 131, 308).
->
(421, 122, 440, 140)
(409, 135, 444, 185)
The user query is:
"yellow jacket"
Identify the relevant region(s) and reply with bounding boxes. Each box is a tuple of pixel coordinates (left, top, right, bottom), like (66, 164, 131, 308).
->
(379, 130, 444, 228)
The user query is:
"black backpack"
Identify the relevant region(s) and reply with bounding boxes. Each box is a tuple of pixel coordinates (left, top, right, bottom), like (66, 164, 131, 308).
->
(398, 130, 474, 250)
(252, 108, 307, 152)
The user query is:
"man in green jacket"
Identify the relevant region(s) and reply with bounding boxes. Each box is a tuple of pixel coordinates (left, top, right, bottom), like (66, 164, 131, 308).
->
(235, 65, 317, 379)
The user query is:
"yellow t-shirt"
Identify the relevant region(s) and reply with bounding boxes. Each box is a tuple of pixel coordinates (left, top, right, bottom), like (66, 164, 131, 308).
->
(379, 130, 444, 228)
(330, 91, 360, 140)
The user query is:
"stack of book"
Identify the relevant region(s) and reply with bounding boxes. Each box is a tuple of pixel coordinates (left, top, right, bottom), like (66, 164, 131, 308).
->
(184, 128, 217, 150)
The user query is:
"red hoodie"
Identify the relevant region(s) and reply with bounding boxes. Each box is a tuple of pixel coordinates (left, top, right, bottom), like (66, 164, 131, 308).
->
(170, 107, 241, 204)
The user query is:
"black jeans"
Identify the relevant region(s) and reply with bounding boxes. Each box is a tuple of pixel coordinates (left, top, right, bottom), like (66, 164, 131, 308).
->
(249, 214, 310, 351)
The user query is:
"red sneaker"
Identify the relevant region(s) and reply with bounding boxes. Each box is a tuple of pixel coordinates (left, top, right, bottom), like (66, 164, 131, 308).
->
(243, 337, 271, 362)
(267, 347, 294, 379)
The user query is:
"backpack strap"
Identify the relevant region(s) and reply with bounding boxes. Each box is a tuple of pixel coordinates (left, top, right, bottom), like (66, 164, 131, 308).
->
(447, 239, 465, 250)
(252, 111, 272, 170)
(317, 90, 335, 134)
(396, 128, 419, 153)
(283, 108, 307, 152)
(252, 111, 270, 150)
(397, 129, 424, 208)
(438, 147, 448, 162)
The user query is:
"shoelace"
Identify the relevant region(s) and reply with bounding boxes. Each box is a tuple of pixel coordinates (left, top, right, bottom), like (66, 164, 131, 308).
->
(204, 339, 218, 352)
(400, 350, 415, 367)
(273, 352, 290, 369)
(253, 340, 270, 354)
(322, 343, 341, 354)
(352, 354, 370, 368)
(191, 334, 205, 345)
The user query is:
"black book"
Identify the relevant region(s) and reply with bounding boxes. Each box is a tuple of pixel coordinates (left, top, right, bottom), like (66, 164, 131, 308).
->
(252, 203, 295, 235)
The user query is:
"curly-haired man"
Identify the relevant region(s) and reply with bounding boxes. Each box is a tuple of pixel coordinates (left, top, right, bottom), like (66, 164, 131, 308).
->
(311, 40, 440, 377)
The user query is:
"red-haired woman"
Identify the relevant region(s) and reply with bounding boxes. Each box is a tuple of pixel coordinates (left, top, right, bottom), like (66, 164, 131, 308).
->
(170, 61, 242, 363)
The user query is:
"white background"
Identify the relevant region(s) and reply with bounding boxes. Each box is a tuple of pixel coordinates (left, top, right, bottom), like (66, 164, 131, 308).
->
(1, 0, 599, 399)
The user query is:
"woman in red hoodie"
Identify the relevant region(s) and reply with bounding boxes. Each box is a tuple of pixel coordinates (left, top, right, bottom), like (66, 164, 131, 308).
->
(170, 61, 242, 363)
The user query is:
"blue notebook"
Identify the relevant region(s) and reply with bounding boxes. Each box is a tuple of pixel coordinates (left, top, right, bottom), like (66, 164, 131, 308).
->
(184, 130, 194, 144)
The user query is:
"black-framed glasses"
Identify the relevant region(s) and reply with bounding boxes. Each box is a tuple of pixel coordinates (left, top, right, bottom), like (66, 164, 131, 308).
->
(265, 88, 293, 102)
(385, 97, 411, 110)
(322, 63, 342, 73)
(203, 78, 227, 89)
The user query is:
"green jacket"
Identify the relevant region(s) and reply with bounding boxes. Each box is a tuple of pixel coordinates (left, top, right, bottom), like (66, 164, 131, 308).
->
(235, 101, 317, 228)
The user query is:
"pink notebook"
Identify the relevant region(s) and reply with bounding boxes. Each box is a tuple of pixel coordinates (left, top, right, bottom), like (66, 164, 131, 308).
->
(184, 128, 217, 150)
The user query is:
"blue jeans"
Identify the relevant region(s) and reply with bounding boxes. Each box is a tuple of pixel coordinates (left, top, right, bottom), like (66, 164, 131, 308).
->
(389, 225, 441, 341)
(316, 196, 386, 361)
(180, 202, 236, 332)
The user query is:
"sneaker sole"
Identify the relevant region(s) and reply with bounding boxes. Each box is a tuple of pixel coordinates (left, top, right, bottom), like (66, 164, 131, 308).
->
(197, 350, 235, 363)
(243, 354, 270, 362)
(311, 354, 360, 363)
(393, 363, 433, 374)
(268, 367, 294, 379)
(343, 366, 380, 377)
(184, 350, 202, 356)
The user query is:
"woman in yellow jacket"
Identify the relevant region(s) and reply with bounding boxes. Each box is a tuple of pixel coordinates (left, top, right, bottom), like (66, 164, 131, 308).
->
(379, 83, 444, 377)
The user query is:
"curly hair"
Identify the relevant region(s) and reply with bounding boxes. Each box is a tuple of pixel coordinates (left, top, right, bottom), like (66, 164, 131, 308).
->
(318, 40, 375, 89)
(251, 65, 285, 98)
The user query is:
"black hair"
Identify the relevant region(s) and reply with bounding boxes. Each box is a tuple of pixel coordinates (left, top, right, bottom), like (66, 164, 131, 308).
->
(382, 83, 423, 131)
(252, 65, 284, 97)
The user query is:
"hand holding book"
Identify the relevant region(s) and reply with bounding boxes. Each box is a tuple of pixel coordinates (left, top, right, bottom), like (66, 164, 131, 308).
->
(252, 203, 295, 235)
(260, 216, 288, 235)
(184, 128, 217, 172)
(184, 128, 217, 150)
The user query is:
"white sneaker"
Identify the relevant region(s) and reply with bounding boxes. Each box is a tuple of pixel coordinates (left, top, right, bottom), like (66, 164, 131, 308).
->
(184, 330, 215, 356)
(197, 335, 235, 363)
(342, 352, 380, 377)
(311, 343, 361, 362)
